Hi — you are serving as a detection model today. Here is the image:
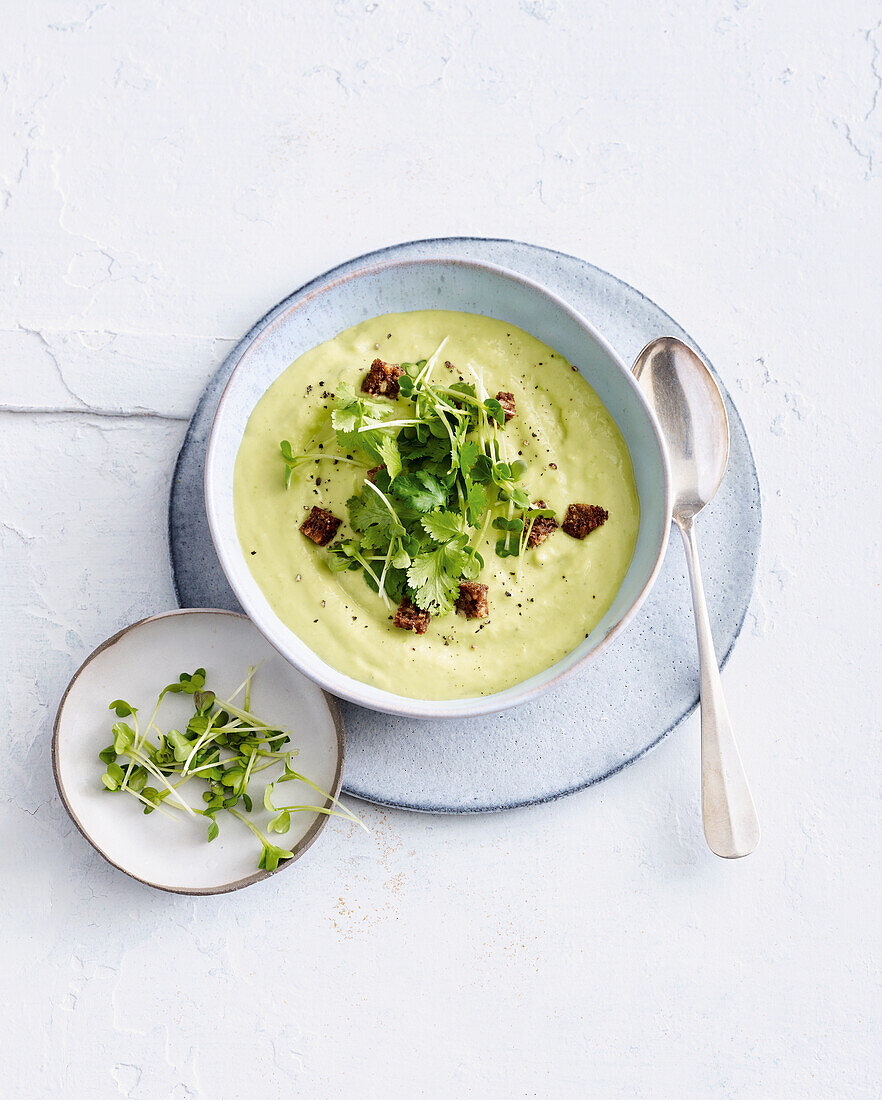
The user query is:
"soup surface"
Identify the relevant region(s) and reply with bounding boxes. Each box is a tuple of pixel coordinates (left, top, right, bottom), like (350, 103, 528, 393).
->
(234, 310, 639, 699)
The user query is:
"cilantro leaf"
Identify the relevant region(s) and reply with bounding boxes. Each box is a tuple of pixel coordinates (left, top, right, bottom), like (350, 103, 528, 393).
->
(347, 491, 404, 540)
(466, 482, 487, 526)
(471, 454, 494, 483)
(407, 549, 459, 615)
(331, 403, 360, 434)
(363, 564, 407, 602)
(398, 432, 451, 474)
(407, 541, 472, 615)
(373, 432, 402, 480)
(392, 471, 448, 512)
(458, 439, 480, 475)
(337, 426, 402, 479)
(421, 510, 464, 543)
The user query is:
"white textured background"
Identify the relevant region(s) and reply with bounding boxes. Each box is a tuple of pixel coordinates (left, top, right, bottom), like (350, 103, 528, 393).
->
(2, 2, 880, 1097)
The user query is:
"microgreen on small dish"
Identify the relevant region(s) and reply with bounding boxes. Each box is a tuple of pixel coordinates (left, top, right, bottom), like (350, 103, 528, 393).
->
(97, 666, 363, 871)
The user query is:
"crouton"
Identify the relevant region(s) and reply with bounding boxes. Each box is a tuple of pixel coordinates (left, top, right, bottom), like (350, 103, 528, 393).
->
(299, 506, 342, 546)
(366, 466, 383, 482)
(562, 503, 608, 539)
(495, 391, 516, 423)
(393, 596, 430, 634)
(362, 358, 403, 398)
(526, 500, 559, 548)
(455, 582, 489, 619)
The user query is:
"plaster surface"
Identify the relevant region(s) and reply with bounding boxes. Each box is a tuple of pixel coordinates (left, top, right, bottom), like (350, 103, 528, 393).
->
(1, 2, 879, 1097)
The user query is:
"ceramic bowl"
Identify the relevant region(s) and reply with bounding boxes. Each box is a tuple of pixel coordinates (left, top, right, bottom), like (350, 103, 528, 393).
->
(53, 609, 344, 894)
(205, 258, 672, 719)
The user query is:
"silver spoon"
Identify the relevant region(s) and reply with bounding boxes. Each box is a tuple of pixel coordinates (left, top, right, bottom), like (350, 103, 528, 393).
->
(633, 337, 760, 858)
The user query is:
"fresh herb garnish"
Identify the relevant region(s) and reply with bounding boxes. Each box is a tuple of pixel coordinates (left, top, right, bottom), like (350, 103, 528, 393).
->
(97, 666, 365, 871)
(281, 342, 558, 619)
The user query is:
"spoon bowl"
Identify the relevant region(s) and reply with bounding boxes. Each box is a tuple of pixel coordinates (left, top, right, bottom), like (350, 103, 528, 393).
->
(633, 336, 729, 521)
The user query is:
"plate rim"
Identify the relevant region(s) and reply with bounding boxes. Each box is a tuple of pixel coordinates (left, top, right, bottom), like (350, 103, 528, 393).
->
(52, 607, 346, 893)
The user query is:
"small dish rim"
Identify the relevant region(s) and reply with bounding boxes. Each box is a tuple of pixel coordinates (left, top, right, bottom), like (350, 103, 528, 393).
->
(204, 256, 673, 718)
(52, 607, 346, 895)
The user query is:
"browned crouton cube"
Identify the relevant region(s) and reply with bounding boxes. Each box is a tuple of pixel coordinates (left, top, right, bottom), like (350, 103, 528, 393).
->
(495, 391, 516, 423)
(393, 596, 430, 635)
(366, 466, 382, 482)
(562, 503, 608, 539)
(455, 582, 489, 619)
(362, 358, 403, 398)
(526, 500, 559, 548)
(299, 506, 342, 546)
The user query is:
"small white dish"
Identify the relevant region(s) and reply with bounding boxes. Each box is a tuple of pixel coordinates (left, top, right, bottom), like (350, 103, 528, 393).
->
(53, 609, 344, 894)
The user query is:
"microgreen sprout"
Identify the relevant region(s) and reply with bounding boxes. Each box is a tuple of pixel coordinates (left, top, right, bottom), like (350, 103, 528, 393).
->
(97, 668, 364, 871)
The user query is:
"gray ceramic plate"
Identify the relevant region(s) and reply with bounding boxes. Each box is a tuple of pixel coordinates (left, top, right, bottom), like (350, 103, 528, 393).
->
(169, 237, 761, 813)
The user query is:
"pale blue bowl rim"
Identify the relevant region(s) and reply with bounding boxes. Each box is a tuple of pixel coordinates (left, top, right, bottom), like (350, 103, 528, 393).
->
(203, 253, 673, 718)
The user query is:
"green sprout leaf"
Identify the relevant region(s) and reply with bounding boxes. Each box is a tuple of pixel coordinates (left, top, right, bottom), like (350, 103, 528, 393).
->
(101, 762, 125, 791)
(159, 669, 207, 700)
(193, 689, 216, 715)
(269, 810, 291, 834)
(484, 397, 505, 426)
(112, 722, 134, 754)
(128, 767, 148, 793)
(166, 729, 192, 762)
(141, 786, 161, 814)
(258, 841, 295, 872)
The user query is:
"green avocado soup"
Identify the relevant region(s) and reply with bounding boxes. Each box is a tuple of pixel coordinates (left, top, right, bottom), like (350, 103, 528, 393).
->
(234, 310, 639, 700)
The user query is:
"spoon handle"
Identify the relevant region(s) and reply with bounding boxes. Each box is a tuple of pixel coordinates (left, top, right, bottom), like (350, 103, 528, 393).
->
(678, 518, 760, 858)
